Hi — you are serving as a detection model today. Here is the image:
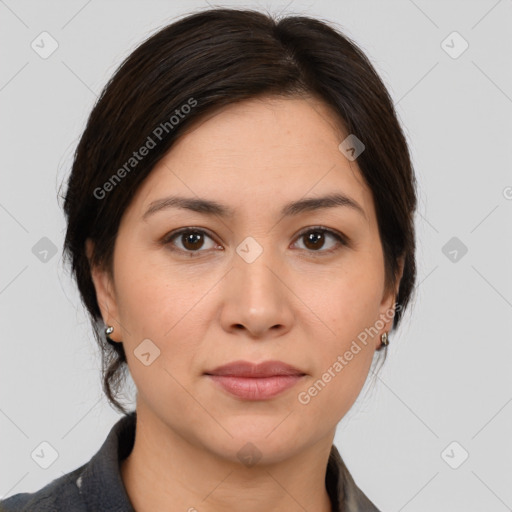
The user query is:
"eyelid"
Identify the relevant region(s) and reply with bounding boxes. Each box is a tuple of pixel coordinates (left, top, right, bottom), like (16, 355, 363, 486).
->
(292, 225, 349, 254)
(294, 225, 349, 244)
(162, 225, 349, 255)
(161, 226, 221, 249)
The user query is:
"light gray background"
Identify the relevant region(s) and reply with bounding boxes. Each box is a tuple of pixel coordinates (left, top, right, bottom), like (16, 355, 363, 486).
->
(1, 0, 511, 510)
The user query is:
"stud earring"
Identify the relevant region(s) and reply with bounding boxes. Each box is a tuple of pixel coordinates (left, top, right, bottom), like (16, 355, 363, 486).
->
(380, 332, 389, 347)
(105, 325, 114, 336)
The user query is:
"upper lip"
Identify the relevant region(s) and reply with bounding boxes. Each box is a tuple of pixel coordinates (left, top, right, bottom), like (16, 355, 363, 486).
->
(205, 360, 306, 378)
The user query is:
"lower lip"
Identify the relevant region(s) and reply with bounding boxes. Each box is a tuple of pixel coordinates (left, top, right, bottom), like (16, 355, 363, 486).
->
(206, 375, 304, 400)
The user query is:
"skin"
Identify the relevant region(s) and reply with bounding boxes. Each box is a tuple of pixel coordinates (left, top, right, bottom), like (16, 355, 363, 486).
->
(87, 95, 403, 512)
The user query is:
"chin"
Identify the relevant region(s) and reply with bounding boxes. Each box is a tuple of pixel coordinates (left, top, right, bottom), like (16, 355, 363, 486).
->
(198, 420, 308, 464)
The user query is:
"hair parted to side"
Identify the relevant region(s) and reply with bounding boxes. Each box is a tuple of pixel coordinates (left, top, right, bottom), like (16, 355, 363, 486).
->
(61, 8, 417, 415)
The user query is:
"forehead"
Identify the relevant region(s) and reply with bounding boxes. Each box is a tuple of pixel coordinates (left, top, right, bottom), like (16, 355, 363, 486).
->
(127, 95, 375, 225)
(173, 94, 348, 163)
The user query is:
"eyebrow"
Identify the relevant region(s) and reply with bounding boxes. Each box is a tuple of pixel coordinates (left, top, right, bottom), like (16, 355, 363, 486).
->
(142, 192, 366, 221)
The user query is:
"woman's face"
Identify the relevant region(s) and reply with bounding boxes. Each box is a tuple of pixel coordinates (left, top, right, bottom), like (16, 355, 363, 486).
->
(89, 95, 400, 464)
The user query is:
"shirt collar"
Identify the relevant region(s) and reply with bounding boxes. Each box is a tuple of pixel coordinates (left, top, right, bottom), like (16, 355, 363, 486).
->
(78, 411, 380, 512)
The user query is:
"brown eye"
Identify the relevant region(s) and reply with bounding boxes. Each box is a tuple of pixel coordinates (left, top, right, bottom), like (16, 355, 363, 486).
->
(294, 227, 347, 254)
(181, 231, 205, 251)
(303, 231, 326, 250)
(164, 228, 218, 254)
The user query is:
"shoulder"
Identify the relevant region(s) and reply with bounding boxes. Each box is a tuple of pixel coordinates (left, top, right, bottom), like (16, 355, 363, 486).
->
(0, 466, 86, 512)
(0, 412, 137, 512)
(327, 444, 382, 512)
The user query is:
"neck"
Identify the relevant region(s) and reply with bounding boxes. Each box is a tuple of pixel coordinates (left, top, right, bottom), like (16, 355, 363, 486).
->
(120, 408, 334, 512)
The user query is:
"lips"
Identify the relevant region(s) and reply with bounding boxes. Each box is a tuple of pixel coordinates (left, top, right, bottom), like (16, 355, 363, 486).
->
(204, 360, 306, 400)
(204, 360, 306, 378)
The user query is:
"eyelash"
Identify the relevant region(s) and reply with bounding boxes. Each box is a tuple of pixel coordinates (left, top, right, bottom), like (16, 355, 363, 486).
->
(161, 226, 349, 258)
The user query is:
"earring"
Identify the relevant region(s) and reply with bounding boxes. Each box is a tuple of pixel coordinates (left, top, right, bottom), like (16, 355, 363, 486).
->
(105, 325, 114, 336)
(380, 332, 389, 347)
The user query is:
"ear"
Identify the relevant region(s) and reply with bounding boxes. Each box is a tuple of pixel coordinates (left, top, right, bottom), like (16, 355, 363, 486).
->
(376, 255, 405, 346)
(86, 238, 123, 343)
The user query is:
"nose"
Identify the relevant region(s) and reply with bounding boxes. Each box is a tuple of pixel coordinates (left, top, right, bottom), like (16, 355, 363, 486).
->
(219, 244, 294, 340)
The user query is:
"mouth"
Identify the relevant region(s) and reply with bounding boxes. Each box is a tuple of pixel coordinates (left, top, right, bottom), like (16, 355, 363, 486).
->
(204, 360, 306, 400)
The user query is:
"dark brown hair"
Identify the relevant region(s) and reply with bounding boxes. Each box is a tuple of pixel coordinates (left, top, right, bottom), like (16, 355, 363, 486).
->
(61, 7, 417, 414)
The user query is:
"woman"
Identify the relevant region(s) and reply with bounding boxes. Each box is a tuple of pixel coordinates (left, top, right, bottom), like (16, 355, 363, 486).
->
(1, 7, 417, 512)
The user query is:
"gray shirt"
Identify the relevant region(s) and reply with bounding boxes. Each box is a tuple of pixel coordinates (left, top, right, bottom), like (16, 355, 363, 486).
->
(0, 411, 381, 511)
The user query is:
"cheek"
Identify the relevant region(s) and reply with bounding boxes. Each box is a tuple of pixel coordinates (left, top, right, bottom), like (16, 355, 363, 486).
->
(114, 265, 203, 412)
(297, 310, 377, 425)
(299, 259, 383, 415)
(315, 256, 385, 344)
(113, 245, 198, 336)
(112, 251, 211, 380)
(296, 349, 374, 431)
